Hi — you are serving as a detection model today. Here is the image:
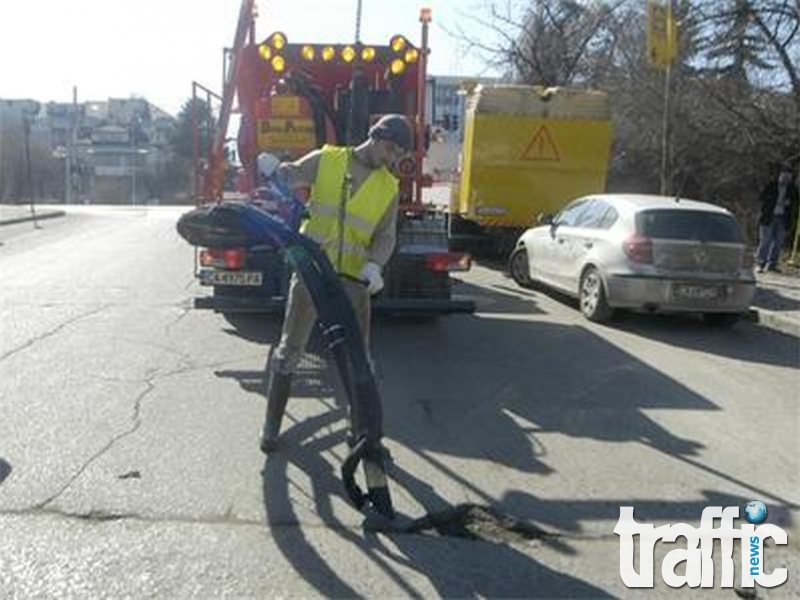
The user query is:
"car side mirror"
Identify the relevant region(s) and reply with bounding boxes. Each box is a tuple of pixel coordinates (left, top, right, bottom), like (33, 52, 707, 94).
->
(537, 213, 553, 225)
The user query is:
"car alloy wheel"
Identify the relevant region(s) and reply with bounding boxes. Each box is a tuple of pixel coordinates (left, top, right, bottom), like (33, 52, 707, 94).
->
(508, 247, 532, 287)
(580, 267, 612, 322)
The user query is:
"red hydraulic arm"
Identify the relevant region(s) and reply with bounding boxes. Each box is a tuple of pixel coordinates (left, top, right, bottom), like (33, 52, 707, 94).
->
(202, 0, 257, 202)
(415, 8, 431, 206)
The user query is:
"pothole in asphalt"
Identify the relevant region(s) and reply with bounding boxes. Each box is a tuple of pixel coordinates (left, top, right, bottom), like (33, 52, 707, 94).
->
(399, 504, 552, 544)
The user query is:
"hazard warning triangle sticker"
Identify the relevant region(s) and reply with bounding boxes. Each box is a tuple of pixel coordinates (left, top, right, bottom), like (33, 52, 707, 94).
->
(520, 125, 560, 162)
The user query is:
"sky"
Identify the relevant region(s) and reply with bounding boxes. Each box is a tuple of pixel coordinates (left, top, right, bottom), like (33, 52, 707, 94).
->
(0, 0, 502, 116)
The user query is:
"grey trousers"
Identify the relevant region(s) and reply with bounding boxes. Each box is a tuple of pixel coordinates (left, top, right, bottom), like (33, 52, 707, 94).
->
(272, 273, 371, 374)
(756, 220, 787, 268)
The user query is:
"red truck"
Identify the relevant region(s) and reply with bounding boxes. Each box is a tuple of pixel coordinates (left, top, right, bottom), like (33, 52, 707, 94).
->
(192, 0, 473, 317)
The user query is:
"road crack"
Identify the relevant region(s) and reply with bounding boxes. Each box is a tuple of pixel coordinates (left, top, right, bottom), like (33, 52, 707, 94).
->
(0, 304, 110, 363)
(28, 311, 226, 510)
(34, 378, 156, 510)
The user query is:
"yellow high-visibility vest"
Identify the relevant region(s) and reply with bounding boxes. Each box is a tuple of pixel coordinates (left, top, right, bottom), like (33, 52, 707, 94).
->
(302, 145, 398, 278)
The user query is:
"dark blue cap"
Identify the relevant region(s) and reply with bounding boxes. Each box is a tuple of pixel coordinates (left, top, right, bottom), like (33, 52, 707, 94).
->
(368, 114, 413, 151)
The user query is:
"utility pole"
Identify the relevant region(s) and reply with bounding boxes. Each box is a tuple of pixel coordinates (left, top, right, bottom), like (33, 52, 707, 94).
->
(659, 61, 672, 196)
(658, 0, 677, 196)
(790, 136, 800, 265)
(647, 0, 678, 195)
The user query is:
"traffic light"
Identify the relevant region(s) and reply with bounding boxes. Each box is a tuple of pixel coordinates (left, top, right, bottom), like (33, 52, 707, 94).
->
(452, 115, 459, 131)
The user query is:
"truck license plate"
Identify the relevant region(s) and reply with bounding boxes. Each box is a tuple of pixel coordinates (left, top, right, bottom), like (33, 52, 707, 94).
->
(201, 270, 263, 286)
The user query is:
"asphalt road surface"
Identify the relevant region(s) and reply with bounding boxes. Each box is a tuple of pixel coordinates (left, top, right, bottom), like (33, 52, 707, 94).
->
(1, 206, 797, 598)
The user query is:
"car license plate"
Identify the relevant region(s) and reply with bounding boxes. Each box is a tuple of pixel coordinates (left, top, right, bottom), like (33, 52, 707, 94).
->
(672, 283, 723, 301)
(201, 270, 263, 286)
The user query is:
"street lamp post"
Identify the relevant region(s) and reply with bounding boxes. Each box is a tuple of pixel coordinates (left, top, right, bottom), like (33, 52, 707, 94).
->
(65, 86, 78, 204)
(21, 111, 40, 228)
(132, 154, 137, 205)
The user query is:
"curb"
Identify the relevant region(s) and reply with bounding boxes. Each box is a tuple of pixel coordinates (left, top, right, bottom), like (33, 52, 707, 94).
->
(744, 307, 800, 338)
(0, 210, 66, 227)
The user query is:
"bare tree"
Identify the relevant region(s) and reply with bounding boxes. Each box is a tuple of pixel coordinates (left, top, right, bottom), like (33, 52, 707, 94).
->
(0, 117, 63, 202)
(449, 0, 799, 241)
(693, 0, 799, 102)
(451, 0, 627, 85)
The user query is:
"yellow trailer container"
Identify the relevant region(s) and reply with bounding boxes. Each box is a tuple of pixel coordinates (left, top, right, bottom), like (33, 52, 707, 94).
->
(452, 85, 612, 253)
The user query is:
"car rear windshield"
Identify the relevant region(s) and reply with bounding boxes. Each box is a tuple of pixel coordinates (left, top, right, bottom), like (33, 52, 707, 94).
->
(636, 209, 743, 242)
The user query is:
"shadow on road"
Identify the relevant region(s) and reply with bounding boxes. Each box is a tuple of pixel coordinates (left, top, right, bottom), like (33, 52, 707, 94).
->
(218, 279, 794, 597)
(449, 278, 547, 316)
(478, 259, 799, 368)
(499, 488, 796, 534)
(219, 313, 284, 345)
(377, 315, 710, 468)
(611, 311, 799, 368)
(753, 286, 800, 312)
(0, 458, 11, 486)
(260, 414, 611, 598)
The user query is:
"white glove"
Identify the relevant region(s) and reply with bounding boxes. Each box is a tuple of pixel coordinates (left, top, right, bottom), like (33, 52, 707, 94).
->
(256, 152, 281, 180)
(360, 261, 384, 295)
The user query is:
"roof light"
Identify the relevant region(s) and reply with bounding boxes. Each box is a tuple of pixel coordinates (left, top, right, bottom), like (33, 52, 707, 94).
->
(301, 45, 315, 61)
(390, 35, 407, 53)
(341, 45, 356, 63)
(258, 44, 272, 61)
(361, 47, 376, 62)
(405, 48, 419, 63)
(322, 45, 336, 62)
(269, 32, 287, 50)
(271, 55, 286, 72)
(390, 58, 406, 76)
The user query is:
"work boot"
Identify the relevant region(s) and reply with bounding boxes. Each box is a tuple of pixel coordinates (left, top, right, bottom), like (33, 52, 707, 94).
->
(260, 371, 292, 454)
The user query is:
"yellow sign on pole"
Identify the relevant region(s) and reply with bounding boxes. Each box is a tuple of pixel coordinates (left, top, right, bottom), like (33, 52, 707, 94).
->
(647, 0, 678, 68)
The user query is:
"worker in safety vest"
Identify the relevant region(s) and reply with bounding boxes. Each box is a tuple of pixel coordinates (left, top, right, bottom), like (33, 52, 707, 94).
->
(260, 114, 412, 453)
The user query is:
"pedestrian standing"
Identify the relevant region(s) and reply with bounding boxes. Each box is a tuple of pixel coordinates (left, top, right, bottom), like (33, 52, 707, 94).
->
(756, 162, 799, 273)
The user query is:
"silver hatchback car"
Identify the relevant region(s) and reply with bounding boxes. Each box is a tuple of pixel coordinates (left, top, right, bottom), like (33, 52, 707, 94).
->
(508, 194, 756, 325)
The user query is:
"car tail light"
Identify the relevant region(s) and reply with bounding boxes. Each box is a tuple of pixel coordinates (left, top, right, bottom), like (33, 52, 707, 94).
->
(199, 248, 246, 270)
(623, 235, 653, 264)
(424, 252, 472, 272)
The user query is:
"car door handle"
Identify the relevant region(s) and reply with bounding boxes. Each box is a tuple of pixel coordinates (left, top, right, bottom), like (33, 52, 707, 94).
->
(558, 238, 565, 244)
(583, 242, 593, 249)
